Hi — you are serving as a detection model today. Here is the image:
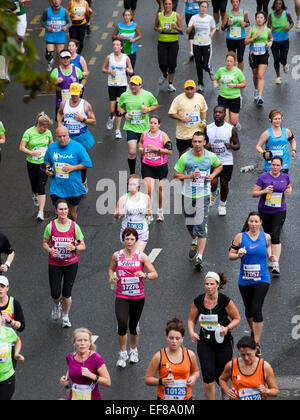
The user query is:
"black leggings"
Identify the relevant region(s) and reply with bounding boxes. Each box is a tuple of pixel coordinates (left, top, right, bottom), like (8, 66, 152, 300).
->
(115, 297, 145, 336)
(0, 375, 15, 401)
(256, 0, 270, 14)
(261, 211, 286, 245)
(49, 263, 78, 300)
(193, 44, 212, 86)
(197, 339, 233, 384)
(27, 161, 48, 196)
(157, 41, 179, 75)
(271, 40, 289, 70)
(69, 24, 86, 54)
(239, 283, 270, 323)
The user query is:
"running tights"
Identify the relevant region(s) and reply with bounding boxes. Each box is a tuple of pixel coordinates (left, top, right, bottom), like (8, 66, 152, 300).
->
(239, 283, 270, 323)
(0, 375, 15, 401)
(115, 297, 145, 336)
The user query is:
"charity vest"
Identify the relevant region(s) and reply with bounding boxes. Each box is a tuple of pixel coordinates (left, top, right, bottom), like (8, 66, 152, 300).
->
(250, 25, 269, 55)
(227, 9, 246, 40)
(232, 358, 268, 401)
(48, 220, 79, 266)
(158, 11, 179, 42)
(63, 99, 87, 136)
(206, 122, 234, 166)
(265, 127, 289, 171)
(1, 297, 15, 321)
(182, 149, 212, 198)
(70, 0, 87, 25)
(108, 53, 128, 87)
(45, 6, 67, 44)
(116, 250, 145, 299)
(142, 130, 167, 166)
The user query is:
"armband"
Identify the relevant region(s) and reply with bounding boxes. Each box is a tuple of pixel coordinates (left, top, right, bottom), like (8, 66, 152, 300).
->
(164, 141, 173, 151)
(288, 133, 295, 142)
(229, 241, 240, 252)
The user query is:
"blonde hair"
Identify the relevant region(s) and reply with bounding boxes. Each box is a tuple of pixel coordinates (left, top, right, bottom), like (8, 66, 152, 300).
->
(72, 328, 97, 352)
(36, 111, 53, 127)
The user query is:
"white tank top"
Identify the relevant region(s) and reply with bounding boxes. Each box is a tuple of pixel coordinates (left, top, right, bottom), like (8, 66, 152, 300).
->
(206, 122, 234, 166)
(121, 193, 148, 234)
(63, 99, 87, 135)
(108, 53, 128, 87)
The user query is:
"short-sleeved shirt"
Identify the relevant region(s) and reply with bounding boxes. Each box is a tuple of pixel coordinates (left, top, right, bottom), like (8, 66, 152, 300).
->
(215, 66, 245, 100)
(118, 89, 158, 134)
(168, 93, 208, 140)
(22, 126, 53, 164)
(188, 14, 216, 46)
(0, 326, 17, 383)
(256, 172, 290, 214)
(44, 219, 84, 242)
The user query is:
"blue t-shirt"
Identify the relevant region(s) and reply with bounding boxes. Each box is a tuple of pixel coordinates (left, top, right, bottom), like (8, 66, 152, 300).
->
(44, 140, 92, 198)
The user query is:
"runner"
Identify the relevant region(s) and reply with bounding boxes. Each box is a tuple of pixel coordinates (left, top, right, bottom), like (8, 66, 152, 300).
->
(145, 318, 200, 400)
(168, 80, 208, 156)
(205, 105, 240, 216)
(139, 115, 173, 221)
(187, 1, 216, 93)
(114, 174, 151, 252)
(124, 0, 138, 20)
(44, 126, 93, 221)
(211, 0, 228, 30)
(0, 120, 6, 165)
(183, 0, 201, 60)
(0, 324, 24, 400)
(68, 39, 89, 78)
(256, 0, 270, 14)
(19, 112, 53, 222)
(174, 132, 223, 270)
(102, 39, 134, 140)
(12, 1, 31, 54)
(43, 199, 86, 328)
(268, 0, 294, 85)
(222, 0, 250, 71)
(213, 51, 246, 130)
(0, 233, 15, 276)
(0, 277, 25, 334)
(229, 211, 276, 357)
(245, 11, 273, 106)
(108, 227, 158, 368)
(188, 271, 240, 400)
(66, 0, 93, 54)
(154, 0, 183, 92)
(256, 109, 296, 173)
(41, 0, 72, 72)
(60, 328, 111, 400)
(118, 75, 160, 174)
(57, 82, 96, 192)
(252, 157, 292, 275)
(219, 335, 279, 400)
(112, 9, 143, 71)
(50, 49, 86, 119)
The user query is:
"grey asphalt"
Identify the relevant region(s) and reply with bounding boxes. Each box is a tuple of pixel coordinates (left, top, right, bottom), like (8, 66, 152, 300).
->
(0, 0, 300, 401)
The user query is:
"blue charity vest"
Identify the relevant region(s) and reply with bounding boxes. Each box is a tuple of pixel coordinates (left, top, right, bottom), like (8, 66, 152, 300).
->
(182, 149, 212, 198)
(45, 7, 67, 44)
(265, 127, 289, 171)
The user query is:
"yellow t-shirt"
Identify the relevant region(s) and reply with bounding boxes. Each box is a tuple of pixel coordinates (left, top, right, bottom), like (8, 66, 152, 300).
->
(168, 93, 208, 140)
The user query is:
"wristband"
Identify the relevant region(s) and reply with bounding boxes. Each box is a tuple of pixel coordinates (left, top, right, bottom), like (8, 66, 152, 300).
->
(5, 261, 10, 269)
(148, 107, 151, 113)
(158, 378, 163, 386)
(292, 149, 297, 153)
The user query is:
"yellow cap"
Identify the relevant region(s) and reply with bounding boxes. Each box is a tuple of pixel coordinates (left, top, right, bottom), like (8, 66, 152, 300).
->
(69, 82, 82, 95)
(130, 75, 142, 85)
(184, 80, 196, 89)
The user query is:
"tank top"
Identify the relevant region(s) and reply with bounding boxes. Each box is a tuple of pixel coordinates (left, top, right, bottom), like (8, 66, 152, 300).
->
(115, 249, 145, 300)
(121, 193, 149, 235)
(270, 11, 289, 42)
(56, 65, 79, 108)
(63, 99, 87, 136)
(231, 358, 267, 400)
(48, 220, 79, 266)
(265, 127, 289, 171)
(250, 25, 269, 55)
(142, 130, 167, 167)
(226, 9, 246, 40)
(70, 54, 82, 71)
(117, 21, 137, 55)
(158, 12, 179, 42)
(1, 297, 15, 321)
(238, 232, 270, 286)
(108, 53, 128, 87)
(206, 122, 234, 166)
(157, 348, 192, 400)
(182, 149, 212, 198)
(45, 6, 67, 44)
(69, 0, 87, 25)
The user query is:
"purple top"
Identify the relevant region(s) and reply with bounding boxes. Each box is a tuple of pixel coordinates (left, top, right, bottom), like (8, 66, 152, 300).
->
(66, 352, 105, 400)
(256, 172, 290, 214)
(56, 65, 79, 108)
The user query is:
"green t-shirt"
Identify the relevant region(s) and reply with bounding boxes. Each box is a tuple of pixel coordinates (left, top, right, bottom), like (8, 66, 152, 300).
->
(50, 66, 83, 82)
(0, 326, 17, 383)
(215, 66, 245, 99)
(22, 126, 53, 164)
(0, 121, 5, 152)
(14, 1, 26, 16)
(118, 89, 158, 134)
(43, 219, 84, 241)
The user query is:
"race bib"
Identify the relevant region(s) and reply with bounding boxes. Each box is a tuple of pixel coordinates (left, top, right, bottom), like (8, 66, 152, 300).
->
(0, 342, 10, 363)
(212, 144, 226, 156)
(190, 170, 208, 187)
(54, 162, 69, 179)
(32, 146, 47, 162)
(54, 241, 72, 259)
(239, 388, 263, 401)
(199, 314, 218, 331)
(229, 26, 242, 38)
(127, 222, 144, 231)
(221, 75, 235, 85)
(61, 89, 71, 101)
(145, 147, 160, 162)
(253, 42, 267, 55)
(71, 384, 92, 401)
(165, 380, 187, 401)
(184, 112, 199, 127)
(130, 110, 145, 125)
(109, 71, 123, 86)
(265, 192, 283, 208)
(73, 6, 85, 19)
(121, 277, 141, 296)
(242, 264, 261, 281)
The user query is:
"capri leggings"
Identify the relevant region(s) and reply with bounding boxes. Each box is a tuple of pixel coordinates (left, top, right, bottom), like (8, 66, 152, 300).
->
(212, 0, 228, 14)
(197, 339, 233, 384)
(271, 40, 289, 70)
(0, 375, 15, 401)
(115, 297, 145, 336)
(260, 211, 286, 245)
(27, 161, 48, 196)
(239, 283, 270, 323)
(157, 41, 179, 75)
(49, 263, 78, 300)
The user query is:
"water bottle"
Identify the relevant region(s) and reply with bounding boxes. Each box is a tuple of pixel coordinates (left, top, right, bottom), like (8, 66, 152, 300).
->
(240, 165, 255, 173)
(167, 368, 174, 381)
(266, 182, 274, 200)
(111, 66, 116, 81)
(110, 272, 118, 291)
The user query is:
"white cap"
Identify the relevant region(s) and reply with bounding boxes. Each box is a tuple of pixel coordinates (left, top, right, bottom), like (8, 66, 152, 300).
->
(0, 276, 9, 287)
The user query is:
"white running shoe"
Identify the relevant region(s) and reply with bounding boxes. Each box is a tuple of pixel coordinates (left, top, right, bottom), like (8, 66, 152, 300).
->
(62, 317, 72, 328)
(32, 195, 39, 207)
(168, 84, 176, 92)
(37, 211, 44, 222)
(116, 351, 129, 368)
(106, 116, 115, 130)
(218, 205, 227, 216)
(157, 209, 164, 222)
(115, 130, 122, 139)
(129, 348, 139, 364)
(283, 64, 290, 74)
(254, 90, 259, 101)
(51, 303, 62, 321)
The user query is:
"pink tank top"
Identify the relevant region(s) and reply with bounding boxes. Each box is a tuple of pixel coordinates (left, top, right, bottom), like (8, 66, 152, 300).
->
(116, 250, 145, 299)
(48, 220, 79, 266)
(142, 130, 167, 167)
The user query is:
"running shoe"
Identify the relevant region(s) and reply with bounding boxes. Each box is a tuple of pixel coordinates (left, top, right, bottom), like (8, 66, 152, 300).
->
(158, 75, 167, 86)
(47, 58, 55, 73)
(218, 206, 227, 216)
(106, 116, 115, 130)
(157, 209, 164, 222)
(235, 122, 242, 132)
(116, 351, 129, 368)
(51, 303, 62, 321)
(168, 84, 176, 92)
(254, 90, 259, 101)
(32, 195, 39, 207)
(256, 96, 264, 106)
(62, 317, 72, 328)
(296, 18, 300, 30)
(115, 130, 122, 139)
(129, 348, 139, 364)
(283, 64, 290, 74)
(216, 23, 220, 31)
(37, 211, 44, 222)
(194, 255, 203, 271)
(189, 242, 197, 260)
(271, 262, 280, 276)
(275, 77, 282, 85)
(255, 344, 262, 358)
(197, 84, 204, 93)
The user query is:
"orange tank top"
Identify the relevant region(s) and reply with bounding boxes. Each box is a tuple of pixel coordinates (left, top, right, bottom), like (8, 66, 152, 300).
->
(231, 358, 267, 400)
(157, 347, 192, 400)
(70, 0, 87, 25)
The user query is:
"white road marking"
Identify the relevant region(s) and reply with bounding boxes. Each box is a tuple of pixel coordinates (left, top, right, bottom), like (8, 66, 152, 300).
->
(92, 335, 99, 344)
(148, 248, 162, 263)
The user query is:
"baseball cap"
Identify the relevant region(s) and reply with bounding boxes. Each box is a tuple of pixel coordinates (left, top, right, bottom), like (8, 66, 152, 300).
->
(0, 276, 9, 287)
(130, 75, 142, 85)
(184, 80, 196, 89)
(60, 50, 71, 59)
(69, 82, 82, 95)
